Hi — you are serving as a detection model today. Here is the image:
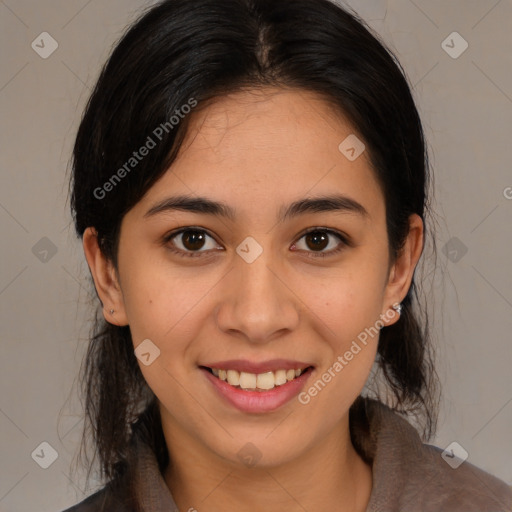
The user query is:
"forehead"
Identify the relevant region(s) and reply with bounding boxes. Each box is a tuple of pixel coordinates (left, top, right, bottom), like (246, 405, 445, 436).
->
(180, 87, 359, 164)
(136, 87, 385, 224)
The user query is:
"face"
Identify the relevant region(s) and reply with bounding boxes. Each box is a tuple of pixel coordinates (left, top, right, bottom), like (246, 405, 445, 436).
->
(85, 87, 422, 469)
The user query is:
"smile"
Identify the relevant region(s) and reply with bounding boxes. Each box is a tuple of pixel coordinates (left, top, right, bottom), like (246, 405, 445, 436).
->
(206, 367, 308, 391)
(200, 364, 315, 413)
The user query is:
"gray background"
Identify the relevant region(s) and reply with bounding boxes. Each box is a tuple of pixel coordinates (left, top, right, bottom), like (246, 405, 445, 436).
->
(1, 0, 511, 510)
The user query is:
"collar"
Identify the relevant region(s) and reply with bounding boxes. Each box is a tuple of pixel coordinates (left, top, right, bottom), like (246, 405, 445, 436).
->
(131, 398, 511, 511)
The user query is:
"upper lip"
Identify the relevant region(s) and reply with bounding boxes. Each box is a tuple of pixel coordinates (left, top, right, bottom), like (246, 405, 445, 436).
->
(200, 359, 313, 374)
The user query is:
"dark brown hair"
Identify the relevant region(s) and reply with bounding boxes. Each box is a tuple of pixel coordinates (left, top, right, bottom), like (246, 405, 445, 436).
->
(68, 0, 439, 508)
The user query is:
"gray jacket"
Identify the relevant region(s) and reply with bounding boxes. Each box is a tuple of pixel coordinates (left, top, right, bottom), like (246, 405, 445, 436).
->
(62, 398, 512, 511)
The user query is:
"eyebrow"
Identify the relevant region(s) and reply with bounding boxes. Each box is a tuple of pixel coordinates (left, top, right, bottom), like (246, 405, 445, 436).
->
(144, 193, 369, 222)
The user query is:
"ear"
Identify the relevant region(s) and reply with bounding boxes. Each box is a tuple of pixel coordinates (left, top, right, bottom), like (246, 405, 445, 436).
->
(82, 227, 128, 326)
(380, 214, 424, 327)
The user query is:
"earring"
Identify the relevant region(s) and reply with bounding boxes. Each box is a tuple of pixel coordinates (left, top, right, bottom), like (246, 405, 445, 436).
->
(392, 303, 402, 316)
(109, 308, 115, 315)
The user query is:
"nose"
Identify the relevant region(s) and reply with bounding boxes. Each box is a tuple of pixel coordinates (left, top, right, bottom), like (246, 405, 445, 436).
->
(215, 251, 301, 344)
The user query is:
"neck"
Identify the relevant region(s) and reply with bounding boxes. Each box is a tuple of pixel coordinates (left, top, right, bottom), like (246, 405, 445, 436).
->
(162, 415, 373, 512)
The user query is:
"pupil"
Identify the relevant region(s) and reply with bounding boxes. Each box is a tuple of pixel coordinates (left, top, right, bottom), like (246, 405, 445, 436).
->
(181, 231, 329, 252)
(306, 231, 328, 251)
(184, 231, 205, 250)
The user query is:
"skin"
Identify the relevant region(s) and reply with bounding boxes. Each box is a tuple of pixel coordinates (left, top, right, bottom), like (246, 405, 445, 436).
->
(83, 87, 423, 512)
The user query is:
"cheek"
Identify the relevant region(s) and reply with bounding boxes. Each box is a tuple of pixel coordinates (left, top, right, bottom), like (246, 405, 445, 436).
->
(124, 283, 195, 349)
(299, 263, 387, 342)
(296, 270, 382, 412)
(301, 342, 377, 431)
(119, 256, 223, 360)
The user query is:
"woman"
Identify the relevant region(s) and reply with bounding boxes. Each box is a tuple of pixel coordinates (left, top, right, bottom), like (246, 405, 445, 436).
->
(63, 0, 511, 510)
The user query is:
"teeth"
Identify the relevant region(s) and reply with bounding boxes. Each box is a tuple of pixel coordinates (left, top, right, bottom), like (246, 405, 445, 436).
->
(227, 369, 240, 386)
(239, 371, 257, 390)
(211, 367, 306, 391)
(274, 369, 287, 386)
(256, 372, 275, 390)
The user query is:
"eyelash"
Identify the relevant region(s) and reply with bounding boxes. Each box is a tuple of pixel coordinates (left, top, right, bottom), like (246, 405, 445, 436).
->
(162, 226, 350, 260)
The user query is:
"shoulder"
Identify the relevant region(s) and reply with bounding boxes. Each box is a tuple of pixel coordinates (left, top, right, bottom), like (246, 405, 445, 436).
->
(405, 443, 512, 511)
(60, 485, 134, 512)
(355, 398, 512, 512)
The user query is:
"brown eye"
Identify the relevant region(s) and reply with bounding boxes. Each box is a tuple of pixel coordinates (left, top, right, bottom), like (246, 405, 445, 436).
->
(180, 230, 208, 251)
(164, 227, 348, 260)
(304, 231, 330, 251)
(164, 228, 221, 258)
(292, 228, 347, 258)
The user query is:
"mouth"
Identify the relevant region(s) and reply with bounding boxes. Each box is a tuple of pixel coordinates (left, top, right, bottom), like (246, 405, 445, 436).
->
(199, 359, 315, 413)
(201, 365, 314, 392)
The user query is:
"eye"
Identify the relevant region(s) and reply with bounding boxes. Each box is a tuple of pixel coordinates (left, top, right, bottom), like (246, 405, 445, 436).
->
(163, 226, 349, 259)
(291, 228, 348, 258)
(163, 228, 222, 258)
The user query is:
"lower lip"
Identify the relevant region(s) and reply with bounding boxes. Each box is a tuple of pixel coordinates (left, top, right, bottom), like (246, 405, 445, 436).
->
(201, 367, 313, 413)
